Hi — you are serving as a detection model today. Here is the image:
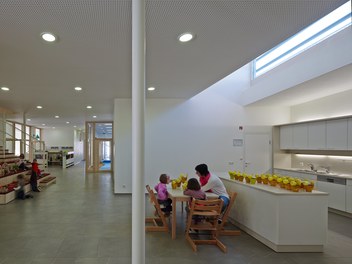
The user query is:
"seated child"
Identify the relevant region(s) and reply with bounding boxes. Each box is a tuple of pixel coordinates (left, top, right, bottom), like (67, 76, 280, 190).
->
(17, 153, 29, 171)
(154, 174, 172, 214)
(15, 174, 33, 199)
(183, 178, 206, 225)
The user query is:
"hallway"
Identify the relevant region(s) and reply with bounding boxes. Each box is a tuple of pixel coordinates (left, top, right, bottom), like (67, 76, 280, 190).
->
(0, 163, 352, 263)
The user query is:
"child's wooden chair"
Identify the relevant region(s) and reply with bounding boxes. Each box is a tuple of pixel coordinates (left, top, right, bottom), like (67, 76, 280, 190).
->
(185, 198, 226, 252)
(218, 192, 241, 236)
(145, 185, 169, 232)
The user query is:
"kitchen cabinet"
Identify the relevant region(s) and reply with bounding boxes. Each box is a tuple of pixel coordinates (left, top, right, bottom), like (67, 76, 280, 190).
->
(308, 121, 326, 149)
(280, 125, 293, 149)
(220, 173, 328, 252)
(292, 124, 308, 149)
(316, 176, 346, 211)
(326, 119, 348, 150)
(348, 118, 352, 150)
(346, 180, 352, 213)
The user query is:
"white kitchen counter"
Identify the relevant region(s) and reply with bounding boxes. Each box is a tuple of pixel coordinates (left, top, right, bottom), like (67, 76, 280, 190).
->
(218, 172, 328, 252)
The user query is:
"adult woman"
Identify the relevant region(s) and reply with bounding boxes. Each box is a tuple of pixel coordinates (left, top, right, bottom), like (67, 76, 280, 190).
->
(195, 163, 229, 213)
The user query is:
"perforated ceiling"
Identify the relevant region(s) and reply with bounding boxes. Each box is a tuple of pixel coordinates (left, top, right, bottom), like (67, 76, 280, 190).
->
(0, 0, 347, 128)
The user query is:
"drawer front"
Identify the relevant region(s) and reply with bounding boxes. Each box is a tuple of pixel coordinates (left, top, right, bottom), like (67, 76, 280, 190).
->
(316, 181, 346, 211)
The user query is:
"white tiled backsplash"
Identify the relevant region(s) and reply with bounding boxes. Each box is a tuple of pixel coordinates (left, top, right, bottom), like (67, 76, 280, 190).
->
(292, 155, 352, 175)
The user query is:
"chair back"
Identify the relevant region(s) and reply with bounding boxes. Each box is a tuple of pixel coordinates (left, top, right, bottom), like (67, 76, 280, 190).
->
(145, 185, 168, 232)
(185, 198, 227, 252)
(218, 191, 241, 236)
(189, 198, 223, 217)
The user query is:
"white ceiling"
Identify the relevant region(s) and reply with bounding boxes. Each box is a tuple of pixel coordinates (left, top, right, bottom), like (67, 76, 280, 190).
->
(0, 0, 348, 129)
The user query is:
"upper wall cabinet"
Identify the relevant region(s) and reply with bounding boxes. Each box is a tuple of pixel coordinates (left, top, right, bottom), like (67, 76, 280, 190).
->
(326, 119, 348, 150)
(280, 117, 352, 151)
(308, 121, 326, 150)
(292, 123, 308, 149)
(348, 118, 352, 150)
(280, 125, 293, 149)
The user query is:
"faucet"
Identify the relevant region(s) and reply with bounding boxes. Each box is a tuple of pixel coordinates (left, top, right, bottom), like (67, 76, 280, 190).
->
(307, 163, 314, 171)
(320, 166, 330, 173)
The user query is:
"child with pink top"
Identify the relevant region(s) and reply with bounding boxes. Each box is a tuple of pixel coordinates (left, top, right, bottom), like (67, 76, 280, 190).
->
(154, 174, 172, 214)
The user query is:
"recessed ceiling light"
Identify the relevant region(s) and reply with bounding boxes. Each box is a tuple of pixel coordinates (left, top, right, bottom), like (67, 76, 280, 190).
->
(74, 87, 82, 91)
(86, 106, 92, 109)
(178, 32, 194, 42)
(147, 87, 155, 91)
(27, 119, 31, 121)
(41, 32, 57, 42)
(73, 125, 77, 128)
(1, 87, 10, 91)
(42, 124, 46, 126)
(93, 116, 97, 118)
(66, 121, 70, 124)
(36, 106, 43, 109)
(55, 115, 59, 118)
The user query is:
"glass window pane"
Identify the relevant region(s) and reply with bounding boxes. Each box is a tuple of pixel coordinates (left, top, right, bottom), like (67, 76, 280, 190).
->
(15, 124, 22, 139)
(6, 122, 13, 139)
(254, 1, 351, 78)
(15, 140, 21, 156)
(95, 123, 112, 139)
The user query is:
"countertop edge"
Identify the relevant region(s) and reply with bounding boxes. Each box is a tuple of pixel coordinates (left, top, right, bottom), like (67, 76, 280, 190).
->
(217, 174, 328, 196)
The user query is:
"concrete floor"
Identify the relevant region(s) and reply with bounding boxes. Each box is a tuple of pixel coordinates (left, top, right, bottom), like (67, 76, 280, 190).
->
(0, 163, 351, 264)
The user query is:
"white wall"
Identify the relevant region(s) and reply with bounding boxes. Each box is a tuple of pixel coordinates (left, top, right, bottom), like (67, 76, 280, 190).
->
(42, 127, 74, 148)
(291, 89, 352, 122)
(114, 85, 290, 193)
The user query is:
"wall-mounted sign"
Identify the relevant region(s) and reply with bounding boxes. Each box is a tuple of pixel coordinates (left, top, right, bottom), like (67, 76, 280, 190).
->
(233, 139, 243, 147)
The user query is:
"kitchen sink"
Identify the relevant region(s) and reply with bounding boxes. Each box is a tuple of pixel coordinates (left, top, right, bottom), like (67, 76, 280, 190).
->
(295, 169, 336, 175)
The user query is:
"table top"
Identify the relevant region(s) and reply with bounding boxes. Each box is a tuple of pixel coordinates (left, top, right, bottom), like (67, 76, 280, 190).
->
(168, 188, 219, 199)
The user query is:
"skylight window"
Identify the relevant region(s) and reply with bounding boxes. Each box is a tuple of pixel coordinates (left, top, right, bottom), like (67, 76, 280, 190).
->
(253, 1, 351, 78)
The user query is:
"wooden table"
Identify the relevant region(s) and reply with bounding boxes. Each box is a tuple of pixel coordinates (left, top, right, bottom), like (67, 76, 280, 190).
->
(168, 188, 218, 239)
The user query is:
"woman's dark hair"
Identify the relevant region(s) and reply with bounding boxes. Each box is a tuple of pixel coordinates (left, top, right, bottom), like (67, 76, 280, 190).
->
(159, 174, 168, 184)
(195, 164, 209, 177)
(187, 178, 201, 191)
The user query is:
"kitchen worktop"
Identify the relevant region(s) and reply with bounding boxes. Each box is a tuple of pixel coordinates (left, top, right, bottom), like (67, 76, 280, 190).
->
(275, 168, 352, 180)
(218, 173, 327, 195)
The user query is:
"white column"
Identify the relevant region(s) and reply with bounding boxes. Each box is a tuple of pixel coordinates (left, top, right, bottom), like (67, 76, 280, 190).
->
(22, 112, 26, 155)
(131, 0, 145, 262)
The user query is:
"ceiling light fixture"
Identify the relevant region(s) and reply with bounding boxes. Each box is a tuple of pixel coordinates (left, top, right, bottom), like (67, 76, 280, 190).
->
(1, 87, 10, 91)
(178, 32, 194, 42)
(147, 87, 155, 91)
(36, 106, 43, 109)
(66, 121, 70, 124)
(55, 115, 59, 118)
(74, 87, 82, 91)
(42, 124, 46, 126)
(93, 116, 97, 118)
(86, 106, 92, 109)
(41, 32, 58, 42)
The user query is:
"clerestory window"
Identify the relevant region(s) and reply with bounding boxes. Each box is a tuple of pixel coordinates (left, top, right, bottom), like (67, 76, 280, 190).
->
(253, 1, 351, 78)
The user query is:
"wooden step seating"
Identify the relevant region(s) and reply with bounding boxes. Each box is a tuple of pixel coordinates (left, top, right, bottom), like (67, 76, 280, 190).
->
(0, 151, 56, 204)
